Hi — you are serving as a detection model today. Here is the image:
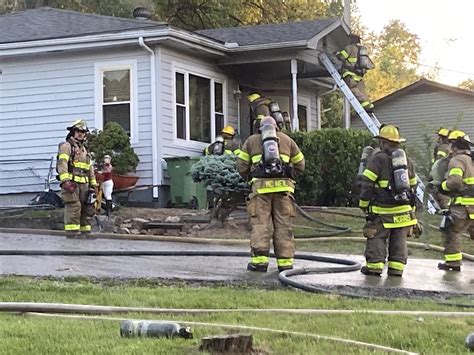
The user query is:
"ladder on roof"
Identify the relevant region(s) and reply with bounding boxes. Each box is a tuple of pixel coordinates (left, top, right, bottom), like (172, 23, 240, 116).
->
(318, 52, 439, 214)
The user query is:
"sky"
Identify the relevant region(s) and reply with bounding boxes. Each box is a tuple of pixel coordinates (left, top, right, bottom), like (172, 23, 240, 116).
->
(355, 0, 474, 87)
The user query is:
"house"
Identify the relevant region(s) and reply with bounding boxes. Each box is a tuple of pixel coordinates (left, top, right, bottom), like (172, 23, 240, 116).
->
(351, 79, 474, 149)
(0, 7, 350, 206)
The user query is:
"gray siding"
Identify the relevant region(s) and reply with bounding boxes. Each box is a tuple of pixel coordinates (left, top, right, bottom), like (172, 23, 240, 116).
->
(351, 91, 474, 148)
(0, 48, 153, 195)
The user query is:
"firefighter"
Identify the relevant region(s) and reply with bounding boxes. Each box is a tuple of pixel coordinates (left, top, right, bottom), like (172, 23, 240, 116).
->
(236, 116, 305, 272)
(358, 124, 417, 277)
(57, 119, 97, 238)
(247, 93, 288, 132)
(432, 127, 451, 163)
(204, 125, 241, 156)
(337, 34, 374, 113)
(437, 130, 474, 271)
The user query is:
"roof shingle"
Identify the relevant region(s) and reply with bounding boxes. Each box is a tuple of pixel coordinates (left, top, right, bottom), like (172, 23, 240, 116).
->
(196, 18, 338, 46)
(0, 7, 166, 44)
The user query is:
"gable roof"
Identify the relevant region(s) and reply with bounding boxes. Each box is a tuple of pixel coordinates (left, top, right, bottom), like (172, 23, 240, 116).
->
(375, 78, 474, 105)
(0, 7, 166, 44)
(196, 17, 339, 46)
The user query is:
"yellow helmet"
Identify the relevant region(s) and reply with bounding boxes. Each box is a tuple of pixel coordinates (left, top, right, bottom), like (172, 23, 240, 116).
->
(221, 125, 235, 136)
(247, 93, 261, 103)
(448, 130, 472, 144)
(437, 127, 450, 137)
(67, 119, 89, 132)
(376, 124, 405, 143)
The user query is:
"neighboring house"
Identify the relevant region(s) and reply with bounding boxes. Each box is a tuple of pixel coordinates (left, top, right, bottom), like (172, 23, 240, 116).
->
(351, 79, 474, 149)
(0, 7, 350, 206)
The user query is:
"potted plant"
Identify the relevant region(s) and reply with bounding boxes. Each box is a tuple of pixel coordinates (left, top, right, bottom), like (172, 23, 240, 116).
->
(87, 122, 140, 189)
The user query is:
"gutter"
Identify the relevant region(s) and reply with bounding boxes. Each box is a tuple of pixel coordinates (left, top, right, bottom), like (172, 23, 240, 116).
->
(138, 37, 159, 199)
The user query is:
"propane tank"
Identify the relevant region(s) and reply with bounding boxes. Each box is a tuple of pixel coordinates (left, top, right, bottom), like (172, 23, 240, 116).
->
(260, 123, 283, 176)
(120, 320, 193, 339)
(357, 146, 374, 176)
(212, 136, 225, 155)
(391, 149, 410, 197)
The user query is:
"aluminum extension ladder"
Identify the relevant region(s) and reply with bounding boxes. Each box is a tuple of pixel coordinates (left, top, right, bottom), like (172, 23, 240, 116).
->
(318, 52, 438, 214)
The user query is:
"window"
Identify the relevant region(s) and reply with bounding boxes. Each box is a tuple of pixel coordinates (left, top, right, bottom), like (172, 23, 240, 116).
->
(95, 61, 138, 143)
(174, 70, 225, 144)
(298, 104, 308, 131)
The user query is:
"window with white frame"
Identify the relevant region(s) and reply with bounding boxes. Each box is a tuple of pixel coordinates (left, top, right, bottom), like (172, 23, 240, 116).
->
(175, 71, 225, 143)
(102, 68, 132, 133)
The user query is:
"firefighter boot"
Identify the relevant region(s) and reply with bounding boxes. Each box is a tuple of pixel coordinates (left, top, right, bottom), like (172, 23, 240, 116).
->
(66, 231, 80, 239)
(247, 263, 268, 272)
(438, 262, 461, 272)
(278, 265, 293, 272)
(387, 268, 403, 277)
(360, 266, 382, 276)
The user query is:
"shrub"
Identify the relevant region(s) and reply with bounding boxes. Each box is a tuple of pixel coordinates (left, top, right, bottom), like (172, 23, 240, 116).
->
(288, 128, 373, 206)
(87, 122, 139, 175)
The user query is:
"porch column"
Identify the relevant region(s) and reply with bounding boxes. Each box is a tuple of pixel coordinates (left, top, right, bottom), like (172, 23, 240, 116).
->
(291, 59, 299, 131)
(316, 95, 322, 130)
(343, 98, 351, 128)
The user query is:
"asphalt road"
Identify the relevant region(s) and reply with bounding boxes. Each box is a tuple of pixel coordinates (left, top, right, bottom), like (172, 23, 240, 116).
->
(0, 232, 473, 299)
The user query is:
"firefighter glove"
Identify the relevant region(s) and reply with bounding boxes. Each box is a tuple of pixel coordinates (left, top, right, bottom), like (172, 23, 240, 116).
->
(62, 180, 77, 193)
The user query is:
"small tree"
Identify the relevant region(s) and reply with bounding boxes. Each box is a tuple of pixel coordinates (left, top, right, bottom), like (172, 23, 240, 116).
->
(87, 122, 139, 175)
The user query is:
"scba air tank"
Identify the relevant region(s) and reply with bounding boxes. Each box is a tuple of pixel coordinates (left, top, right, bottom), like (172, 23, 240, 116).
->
(391, 149, 410, 194)
(260, 123, 283, 176)
(357, 146, 374, 176)
(120, 320, 193, 339)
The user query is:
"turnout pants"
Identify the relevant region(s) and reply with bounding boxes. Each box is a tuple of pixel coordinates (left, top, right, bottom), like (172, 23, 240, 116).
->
(364, 218, 410, 274)
(247, 192, 296, 267)
(61, 183, 91, 234)
(344, 76, 373, 109)
(442, 206, 471, 267)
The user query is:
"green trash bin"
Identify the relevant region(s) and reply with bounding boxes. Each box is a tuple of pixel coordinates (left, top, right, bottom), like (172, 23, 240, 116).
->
(165, 156, 208, 209)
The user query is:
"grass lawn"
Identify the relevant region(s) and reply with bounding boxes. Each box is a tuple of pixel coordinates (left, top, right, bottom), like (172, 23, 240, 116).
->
(1, 276, 473, 354)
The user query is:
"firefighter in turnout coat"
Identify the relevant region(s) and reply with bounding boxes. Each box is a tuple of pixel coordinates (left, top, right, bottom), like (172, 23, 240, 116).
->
(57, 120, 97, 238)
(236, 116, 305, 272)
(358, 125, 417, 277)
(438, 130, 474, 271)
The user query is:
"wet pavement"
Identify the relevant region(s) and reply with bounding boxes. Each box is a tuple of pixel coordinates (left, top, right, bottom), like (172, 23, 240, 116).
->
(0, 232, 473, 299)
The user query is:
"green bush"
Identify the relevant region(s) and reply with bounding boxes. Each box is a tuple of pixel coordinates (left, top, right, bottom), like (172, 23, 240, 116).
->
(288, 128, 373, 206)
(87, 122, 139, 175)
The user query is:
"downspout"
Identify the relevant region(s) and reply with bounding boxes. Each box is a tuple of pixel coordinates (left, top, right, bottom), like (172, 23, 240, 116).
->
(138, 37, 159, 199)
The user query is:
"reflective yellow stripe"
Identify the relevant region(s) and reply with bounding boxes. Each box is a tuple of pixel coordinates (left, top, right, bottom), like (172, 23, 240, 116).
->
(444, 253, 462, 262)
(224, 150, 233, 155)
(238, 151, 250, 162)
(59, 173, 71, 181)
(361, 100, 372, 108)
(58, 153, 69, 160)
(257, 186, 294, 194)
(370, 205, 412, 215)
(449, 168, 463, 176)
(409, 177, 417, 186)
(388, 261, 405, 271)
(251, 255, 269, 264)
(453, 197, 474, 206)
(441, 180, 449, 192)
(437, 151, 447, 157)
(277, 258, 293, 267)
(90, 179, 97, 186)
(256, 115, 265, 120)
(377, 180, 389, 188)
(463, 177, 474, 184)
(366, 262, 384, 270)
(73, 161, 90, 170)
(469, 214, 474, 219)
(362, 169, 378, 182)
(251, 154, 262, 163)
(280, 154, 290, 163)
(233, 149, 242, 156)
(339, 49, 349, 59)
(65, 224, 80, 231)
(80, 225, 91, 231)
(383, 218, 417, 229)
(290, 151, 304, 164)
(342, 71, 362, 81)
(359, 199, 369, 208)
(348, 57, 357, 63)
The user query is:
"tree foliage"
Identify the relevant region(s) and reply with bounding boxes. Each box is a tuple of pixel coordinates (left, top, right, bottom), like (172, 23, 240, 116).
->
(363, 20, 421, 101)
(458, 78, 474, 91)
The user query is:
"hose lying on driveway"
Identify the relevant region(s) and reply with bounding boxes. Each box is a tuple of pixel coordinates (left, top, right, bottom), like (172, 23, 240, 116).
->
(294, 204, 352, 237)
